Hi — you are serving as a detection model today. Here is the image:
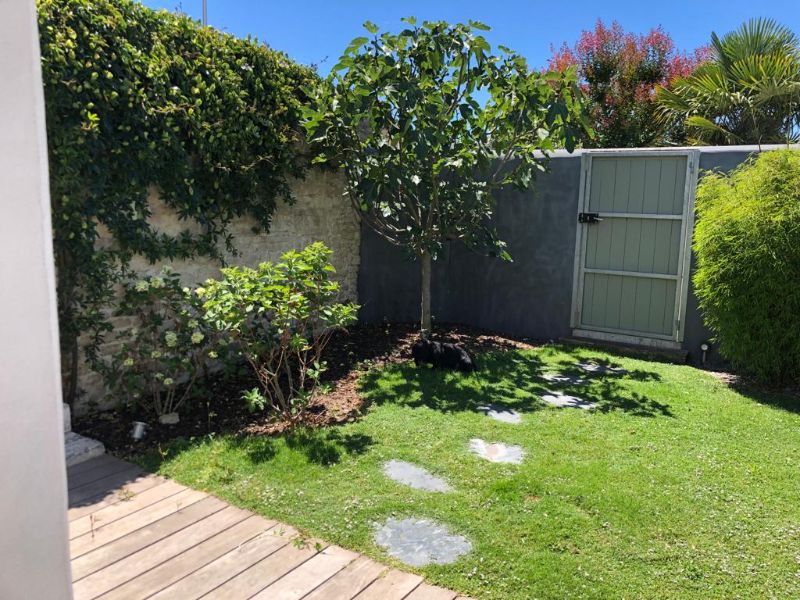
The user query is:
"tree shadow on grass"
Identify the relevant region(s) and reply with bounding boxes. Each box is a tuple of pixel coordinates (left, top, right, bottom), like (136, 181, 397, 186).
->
(715, 374, 800, 414)
(228, 428, 374, 467)
(359, 349, 673, 418)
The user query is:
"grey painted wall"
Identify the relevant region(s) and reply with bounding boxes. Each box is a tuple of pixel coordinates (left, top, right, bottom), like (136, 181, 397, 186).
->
(358, 147, 765, 364)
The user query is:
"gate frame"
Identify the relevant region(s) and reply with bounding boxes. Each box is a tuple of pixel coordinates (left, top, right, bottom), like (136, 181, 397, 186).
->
(569, 148, 701, 349)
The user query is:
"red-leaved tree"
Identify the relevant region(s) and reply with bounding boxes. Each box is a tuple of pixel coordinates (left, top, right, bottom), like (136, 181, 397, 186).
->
(549, 20, 709, 147)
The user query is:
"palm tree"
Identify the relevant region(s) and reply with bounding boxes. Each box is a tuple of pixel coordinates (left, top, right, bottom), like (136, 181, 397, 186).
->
(657, 18, 800, 145)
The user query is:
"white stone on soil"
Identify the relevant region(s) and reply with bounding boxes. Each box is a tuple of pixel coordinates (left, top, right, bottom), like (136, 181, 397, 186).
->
(64, 432, 105, 467)
(383, 460, 452, 492)
(374, 517, 472, 567)
(468, 438, 525, 464)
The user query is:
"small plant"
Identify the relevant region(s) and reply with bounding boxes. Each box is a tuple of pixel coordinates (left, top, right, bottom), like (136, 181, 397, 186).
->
(693, 149, 800, 384)
(103, 267, 222, 422)
(198, 243, 359, 418)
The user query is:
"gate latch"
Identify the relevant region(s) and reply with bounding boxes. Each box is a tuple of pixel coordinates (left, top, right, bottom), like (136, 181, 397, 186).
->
(578, 212, 602, 224)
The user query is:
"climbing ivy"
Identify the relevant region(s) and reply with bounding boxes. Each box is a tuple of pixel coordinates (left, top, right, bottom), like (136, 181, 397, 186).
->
(38, 0, 317, 404)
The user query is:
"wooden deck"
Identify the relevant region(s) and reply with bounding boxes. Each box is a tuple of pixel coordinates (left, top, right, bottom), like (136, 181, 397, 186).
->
(68, 455, 470, 600)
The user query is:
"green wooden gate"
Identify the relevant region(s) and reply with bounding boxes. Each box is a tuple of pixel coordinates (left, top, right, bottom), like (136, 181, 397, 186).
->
(570, 150, 700, 348)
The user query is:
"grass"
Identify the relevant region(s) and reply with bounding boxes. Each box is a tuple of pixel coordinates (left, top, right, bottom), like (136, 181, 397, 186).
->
(137, 345, 800, 599)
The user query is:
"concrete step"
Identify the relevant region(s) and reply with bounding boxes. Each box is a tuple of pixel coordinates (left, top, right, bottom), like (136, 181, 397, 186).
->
(63, 402, 105, 467)
(64, 431, 105, 468)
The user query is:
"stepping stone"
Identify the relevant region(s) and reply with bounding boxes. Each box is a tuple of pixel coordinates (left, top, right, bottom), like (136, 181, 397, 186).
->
(541, 373, 590, 386)
(374, 517, 472, 567)
(541, 391, 596, 410)
(468, 439, 524, 464)
(476, 404, 522, 424)
(575, 361, 627, 375)
(383, 460, 452, 492)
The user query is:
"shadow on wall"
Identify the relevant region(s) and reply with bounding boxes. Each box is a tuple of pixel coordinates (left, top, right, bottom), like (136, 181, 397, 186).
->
(359, 349, 672, 418)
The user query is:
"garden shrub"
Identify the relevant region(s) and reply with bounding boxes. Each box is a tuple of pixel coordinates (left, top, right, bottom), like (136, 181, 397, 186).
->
(38, 0, 317, 403)
(693, 149, 800, 384)
(104, 267, 223, 421)
(197, 243, 359, 417)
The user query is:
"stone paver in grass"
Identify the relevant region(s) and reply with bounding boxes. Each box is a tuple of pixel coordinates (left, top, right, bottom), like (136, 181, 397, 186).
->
(374, 517, 472, 567)
(476, 404, 522, 424)
(469, 439, 525, 464)
(383, 460, 452, 493)
(575, 361, 627, 375)
(541, 391, 596, 410)
(541, 373, 591, 386)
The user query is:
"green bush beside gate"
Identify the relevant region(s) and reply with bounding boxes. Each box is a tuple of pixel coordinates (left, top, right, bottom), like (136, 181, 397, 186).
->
(693, 149, 800, 385)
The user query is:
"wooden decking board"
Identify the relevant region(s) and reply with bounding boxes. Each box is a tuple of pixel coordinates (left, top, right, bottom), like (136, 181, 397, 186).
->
(353, 569, 425, 600)
(148, 523, 289, 599)
(96, 516, 274, 600)
(67, 456, 462, 600)
(71, 496, 227, 581)
(72, 505, 251, 599)
(68, 465, 145, 506)
(69, 480, 186, 539)
(67, 454, 121, 480)
(250, 545, 359, 600)
(202, 540, 326, 599)
(67, 456, 140, 490)
(70, 487, 208, 558)
(68, 473, 166, 521)
(303, 556, 389, 600)
(405, 583, 459, 600)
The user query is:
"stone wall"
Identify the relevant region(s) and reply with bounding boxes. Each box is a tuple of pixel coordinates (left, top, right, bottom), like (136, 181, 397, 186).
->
(75, 168, 360, 415)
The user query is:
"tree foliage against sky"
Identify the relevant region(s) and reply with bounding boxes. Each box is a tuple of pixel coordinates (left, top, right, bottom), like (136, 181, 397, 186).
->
(305, 18, 588, 335)
(658, 18, 800, 145)
(550, 20, 709, 147)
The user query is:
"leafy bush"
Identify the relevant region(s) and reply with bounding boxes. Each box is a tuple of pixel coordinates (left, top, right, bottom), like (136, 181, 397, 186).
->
(693, 149, 800, 384)
(198, 243, 358, 417)
(104, 267, 223, 420)
(38, 0, 317, 403)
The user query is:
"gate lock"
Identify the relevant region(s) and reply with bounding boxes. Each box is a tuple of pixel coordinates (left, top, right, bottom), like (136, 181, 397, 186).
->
(578, 212, 602, 224)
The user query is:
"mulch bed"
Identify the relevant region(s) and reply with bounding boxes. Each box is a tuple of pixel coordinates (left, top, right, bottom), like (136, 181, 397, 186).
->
(73, 322, 537, 456)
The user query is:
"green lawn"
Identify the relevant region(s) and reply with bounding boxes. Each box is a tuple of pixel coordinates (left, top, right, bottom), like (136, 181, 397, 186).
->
(138, 345, 800, 599)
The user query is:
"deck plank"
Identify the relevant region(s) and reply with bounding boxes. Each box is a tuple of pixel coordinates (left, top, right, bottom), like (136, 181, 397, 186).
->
(72, 505, 251, 599)
(202, 540, 324, 599)
(66, 456, 463, 600)
(66, 454, 121, 480)
(70, 487, 208, 557)
(71, 495, 227, 581)
(96, 515, 275, 600)
(303, 555, 389, 600)
(68, 473, 166, 521)
(353, 569, 424, 600)
(148, 522, 290, 599)
(69, 480, 186, 539)
(250, 545, 358, 600)
(68, 465, 145, 506)
(406, 583, 458, 600)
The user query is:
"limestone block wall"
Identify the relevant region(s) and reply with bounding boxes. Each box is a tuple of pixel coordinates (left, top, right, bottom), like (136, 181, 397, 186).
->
(75, 168, 360, 415)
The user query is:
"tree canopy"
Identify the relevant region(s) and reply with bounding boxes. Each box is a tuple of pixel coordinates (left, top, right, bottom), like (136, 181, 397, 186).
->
(304, 18, 588, 334)
(658, 18, 800, 145)
(550, 20, 708, 147)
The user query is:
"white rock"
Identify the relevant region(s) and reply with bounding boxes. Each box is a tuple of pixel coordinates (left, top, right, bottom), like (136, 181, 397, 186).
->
(469, 438, 525, 464)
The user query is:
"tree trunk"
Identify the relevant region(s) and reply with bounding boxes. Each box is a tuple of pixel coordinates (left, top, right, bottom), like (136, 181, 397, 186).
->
(419, 250, 432, 339)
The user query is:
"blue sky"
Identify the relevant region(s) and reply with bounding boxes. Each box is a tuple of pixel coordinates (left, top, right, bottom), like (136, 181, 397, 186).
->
(141, 0, 800, 72)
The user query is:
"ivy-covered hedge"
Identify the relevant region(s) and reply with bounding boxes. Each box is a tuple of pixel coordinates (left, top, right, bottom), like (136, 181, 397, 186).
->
(38, 0, 317, 402)
(693, 149, 800, 385)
